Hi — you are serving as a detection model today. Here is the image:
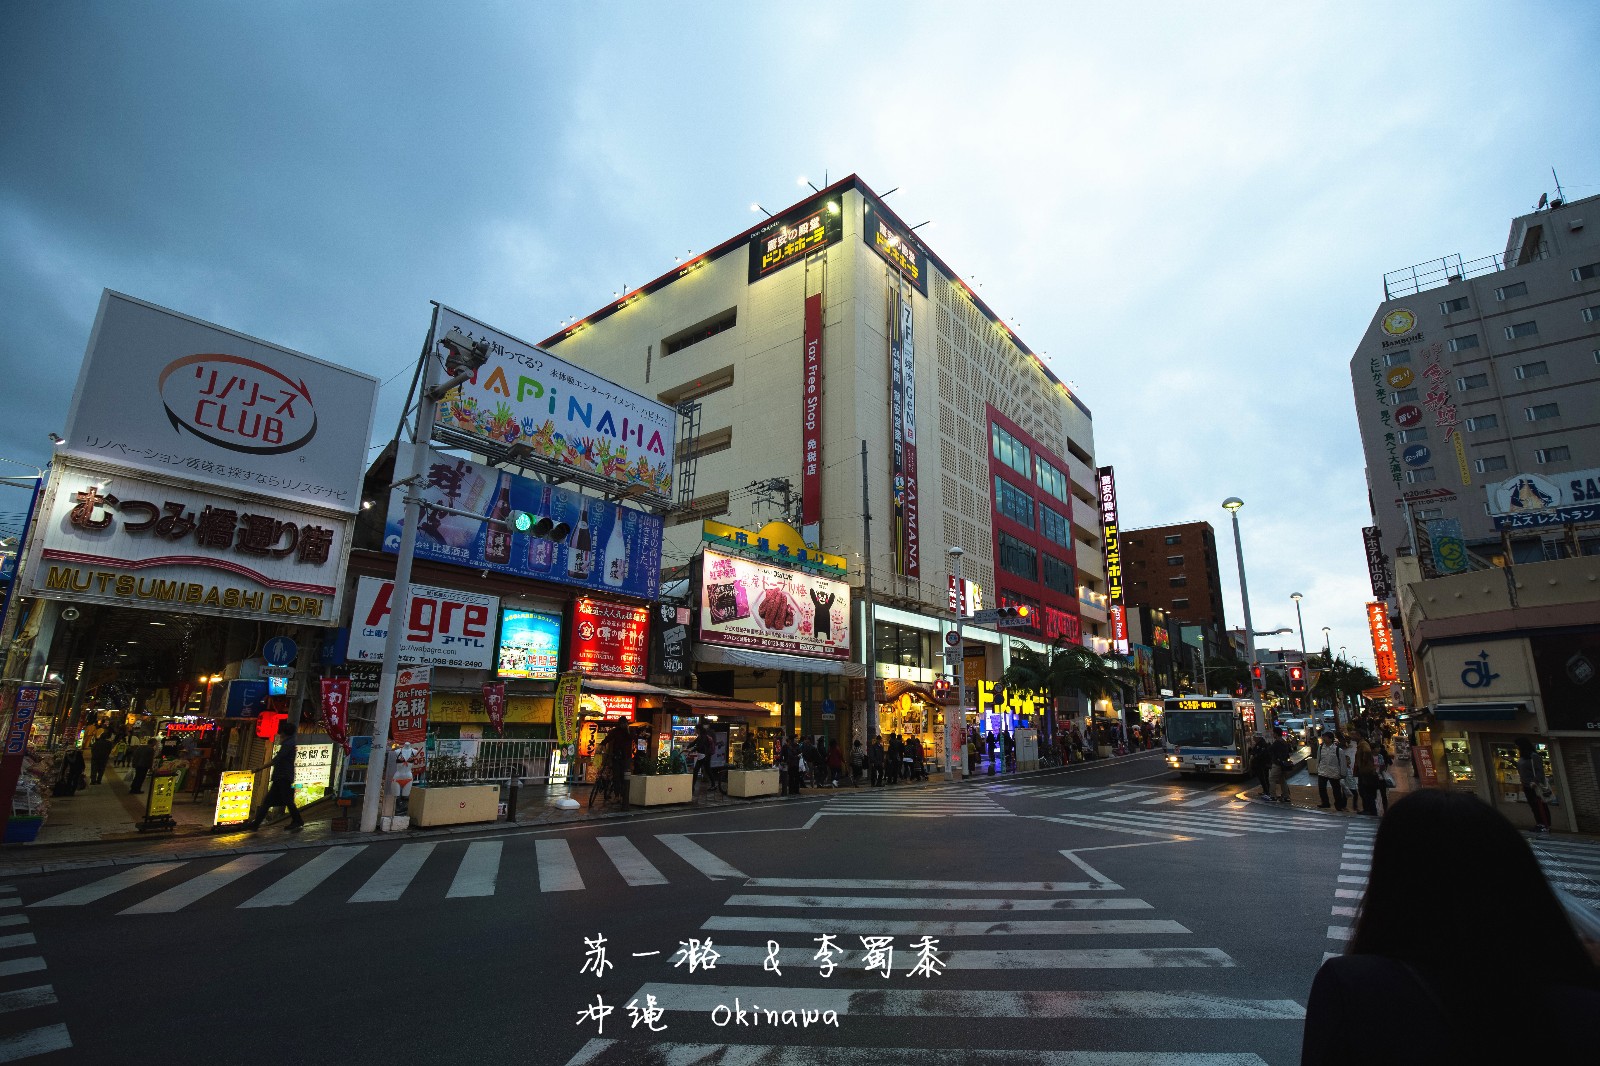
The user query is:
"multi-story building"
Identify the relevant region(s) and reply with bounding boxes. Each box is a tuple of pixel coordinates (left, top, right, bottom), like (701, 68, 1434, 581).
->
(1349, 191, 1600, 832)
(1120, 521, 1227, 631)
(540, 175, 1110, 753)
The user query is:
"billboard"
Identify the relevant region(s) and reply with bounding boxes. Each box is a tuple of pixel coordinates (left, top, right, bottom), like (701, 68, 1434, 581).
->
(1362, 526, 1393, 600)
(861, 195, 929, 295)
(800, 292, 823, 544)
(1368, 602, 1398, 683)
(347, 576, 498, 670)
(569, 598, 650, 680)
(384, 450, 662, 601)
(1485, 467, 1600, 528)
(61, 291, 378, 512)
(699, 548, 851, 660)
(890, 287, 920, 577)
(21, 462, 350, 625)
(496, 609, 562, 680)
(747, 194, 844, 283)
(1097, 466, 1128, 654)
(429, 305, 675, 500)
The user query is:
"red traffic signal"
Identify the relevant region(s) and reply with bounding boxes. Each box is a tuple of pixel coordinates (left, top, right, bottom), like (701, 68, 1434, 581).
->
(1288, 665, 1307, 694)
(1250, 663, 1264, 687)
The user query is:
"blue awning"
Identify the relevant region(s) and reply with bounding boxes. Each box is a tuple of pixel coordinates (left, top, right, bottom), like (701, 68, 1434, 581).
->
(1432, 702, 1526, 722)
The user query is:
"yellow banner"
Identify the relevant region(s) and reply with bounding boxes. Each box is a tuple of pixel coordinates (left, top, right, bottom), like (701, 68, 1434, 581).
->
(146, 774, 178, 820)
(214, 770, 255, 826)
(554, 674, 583, 745)
(1453, 433, 1472, 486)
(428, 693, 552, 725)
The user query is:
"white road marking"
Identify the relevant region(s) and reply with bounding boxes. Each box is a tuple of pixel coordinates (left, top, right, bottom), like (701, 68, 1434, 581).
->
(721, 894, 1152, 912)
(0, 958, 45, 978)
(0, 1022, 72, 1062)
(1337, 875, 1368, 885)
(349, 843, 436, 903)
(1331, 906, 1357, 917)
(29, 862, 188, 908)
(701, 916, 1189, 936)
(1326, 925, 1353, 941)
(598, 837, 668, 886)
(743, 878, 1099, 892)
(1041, 815, 1186, 839)
(1335, 889, 1363, 899)
(566, 1038, 1271, 1065)
(701, 945, 1234, 970)
(657, 835, 746, 880)
(0, 916, 23, 928)
(620, 983, 1303, 1019)
(0, 933, 36, 951)
(535, 839, 585, 892)
(0, 985, 57, 1014)
(120, 854, 279, 915)
(1339, 863, 1368, 872)
(239, 846, 366, 909)
(446, 841, 503, 898)
(1060, 813, 1241, 838)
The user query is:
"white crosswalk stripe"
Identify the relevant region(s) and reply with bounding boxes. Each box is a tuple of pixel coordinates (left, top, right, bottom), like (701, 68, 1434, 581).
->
(350, 843, 436, 903)
(0, 1022, 72, 1062)
(598, 836, 669, 886)
(1531, 838, 1600, 912)
(981, 783, 1246, 809)
(536, 839, 585, 892)
(721, 894, 1151, 912)
(0, 887, 72, 1063)
(29, 862, 187, 908)
(447, 841, 502, 898)
(821, 790, 1013, 818)
(120, 853, 279, 915)
(568, 1042, 1270, 1065)
(239, 846, 366, 909)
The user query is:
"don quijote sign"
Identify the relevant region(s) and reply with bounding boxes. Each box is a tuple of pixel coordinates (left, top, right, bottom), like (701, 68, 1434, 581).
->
(60, 291, 378, 512)
(20, 462, 351, 624)
(347, 575, 499, 671)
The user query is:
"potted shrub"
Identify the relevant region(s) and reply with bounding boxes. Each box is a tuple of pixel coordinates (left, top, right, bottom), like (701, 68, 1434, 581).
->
(726, 745, 780, 798)
(408, 753, 501, 828)
(628, 748, 693, 806)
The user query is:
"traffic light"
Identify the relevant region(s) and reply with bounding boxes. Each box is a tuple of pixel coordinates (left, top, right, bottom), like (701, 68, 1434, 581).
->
(997, 605, 1030, 620)
(1250, 663, 1264, 689)
(993, 605, 1033, 629)
(1288, 665, 1307, 695)
(504, 511, 571, 542)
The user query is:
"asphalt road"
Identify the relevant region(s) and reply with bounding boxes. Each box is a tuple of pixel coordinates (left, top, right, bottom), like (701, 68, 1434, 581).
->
(1, 751, 1365, 1066)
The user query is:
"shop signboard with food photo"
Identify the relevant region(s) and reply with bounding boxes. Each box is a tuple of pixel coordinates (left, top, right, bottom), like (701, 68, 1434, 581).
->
(569, 598, 649, 680)
(698, 548, 851, 660)
(428, 305, 675, 501)
(347, 576, 498, 670)
(496, 609, 562, 680)
(59, 290, 378, 512)
(383, 449, 663, 601)
(214, 770, 256, 826)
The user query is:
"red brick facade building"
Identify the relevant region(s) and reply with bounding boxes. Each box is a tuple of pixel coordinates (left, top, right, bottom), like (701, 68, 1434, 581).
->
(1121, 521, 1226, 631)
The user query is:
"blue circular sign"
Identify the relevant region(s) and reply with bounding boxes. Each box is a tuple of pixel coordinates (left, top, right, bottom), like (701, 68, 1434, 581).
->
(1402, 444, 1431, 467)
(263, 636, 298, 667)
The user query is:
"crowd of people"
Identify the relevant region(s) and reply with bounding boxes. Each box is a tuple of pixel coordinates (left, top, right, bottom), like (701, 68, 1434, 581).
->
(1246, 713, 1405, 813)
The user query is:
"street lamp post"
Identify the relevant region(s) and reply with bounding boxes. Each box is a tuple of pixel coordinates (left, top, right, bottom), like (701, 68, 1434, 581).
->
(946, 546, 965, 783)
(1290, 592, 1310, 717)
(1222, 497, 1266, 737)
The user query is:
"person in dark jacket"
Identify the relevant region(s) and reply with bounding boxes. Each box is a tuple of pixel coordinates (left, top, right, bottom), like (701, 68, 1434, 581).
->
(247, 720, 304, 831)
(885, 734, 904, 785)
(1267, 732, 1293, 804)
(782, 733, 803, 795)
(128, 739, 157, 794)
(1248, 734, 1271, 799)
(867, 736, 885, 786)
(1301, 790, 1599, 1064)
(89, 731, 115, 785)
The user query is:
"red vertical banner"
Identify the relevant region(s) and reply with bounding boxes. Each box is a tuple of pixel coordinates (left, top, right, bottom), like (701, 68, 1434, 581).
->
(482, 682, 506, 737)
(319, 678, 351, 754)
(1368, 602, 1398, 682)
(0, 685, 43, 826)
(801, 292, 823, 544)
(899, 289, 919, 578)
(391, 666, 431, 746)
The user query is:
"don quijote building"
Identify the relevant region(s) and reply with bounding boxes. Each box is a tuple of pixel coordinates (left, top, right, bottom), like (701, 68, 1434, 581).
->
(3, 291, 379, 830)
(539, 176, 1112, 766)
(1349, 191, 1600, 832)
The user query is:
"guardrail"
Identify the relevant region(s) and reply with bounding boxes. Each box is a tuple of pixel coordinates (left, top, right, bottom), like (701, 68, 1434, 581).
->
(339, 737, 571, 797)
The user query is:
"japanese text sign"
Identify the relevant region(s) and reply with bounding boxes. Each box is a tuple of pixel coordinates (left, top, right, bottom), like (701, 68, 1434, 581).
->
(482, 682, 507, 737)
(1368, 602, 1398, 683)
(569, 599, 650, 680)
(347, 576, 498, 670)
(392, 666, 431, 746)
(320, 677, 351, 754)
(61, 290, 377, 511)
(699, 548, 851, 660)
(214, 770, 255, 826)
(747, 194, 844, 283)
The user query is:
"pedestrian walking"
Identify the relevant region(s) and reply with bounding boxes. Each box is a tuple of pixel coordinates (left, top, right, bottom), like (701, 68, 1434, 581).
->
(247, 720, 304, 831)
(127, 739, 157, 795)
(1314, 731, 1348, 811)
(1342, 733, 1362, 813)
(1249, 734, 1271, 800)
(1268, 730, 1293, 804)
(1516, 737, 1553, 833)
(690, 724, 715, 795)
(868, 736, 885, 786)
(1353, 740, 1381, 818)
(1300, 790, 1599, 1064)
(826, 739, 844, 787)
(886, 733, 903, 785)
(849, 739, 866, 785)
(89, 731, 115, 785)
(1003, 730, 1016, 772)
(782, 733, 803, 795)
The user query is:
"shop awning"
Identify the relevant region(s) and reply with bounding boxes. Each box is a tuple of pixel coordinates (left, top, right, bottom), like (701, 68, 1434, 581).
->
(1432, 702, 1527, 722)
(669, 696, 773, 718)
(578, 678, 675, 698)
(695, 642, 867, 677)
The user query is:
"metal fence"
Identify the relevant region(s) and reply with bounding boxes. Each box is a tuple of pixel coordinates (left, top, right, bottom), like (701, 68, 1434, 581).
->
(338, 738, 569, 797)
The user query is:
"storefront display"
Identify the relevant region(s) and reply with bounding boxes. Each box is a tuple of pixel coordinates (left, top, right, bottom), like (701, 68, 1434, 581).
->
(1441, 732, 1474, 789)
(1490, 740, 1553, 806)
(293, 742, 335, 805)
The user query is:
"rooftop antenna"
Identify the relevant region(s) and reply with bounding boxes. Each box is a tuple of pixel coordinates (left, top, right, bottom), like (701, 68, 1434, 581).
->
(1552, 167, 1565, 202)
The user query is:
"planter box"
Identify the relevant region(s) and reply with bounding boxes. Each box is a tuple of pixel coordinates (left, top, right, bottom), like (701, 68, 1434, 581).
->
(726, 769, 780, 798)
(408, 784, 500, 827)
(628, 773, 693, 806)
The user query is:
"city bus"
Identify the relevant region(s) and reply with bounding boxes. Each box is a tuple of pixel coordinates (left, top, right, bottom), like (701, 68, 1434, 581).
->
(1161, 695, 1254, 777)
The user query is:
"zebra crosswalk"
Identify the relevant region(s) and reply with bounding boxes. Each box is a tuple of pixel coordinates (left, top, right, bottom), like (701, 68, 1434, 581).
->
(24, 832, 739, 916)
(561, 873, 1300, 1063)
(818, 787, 1013, 819)
(1031, 802, 1338, 840)
(1530, 835, 1600, 912)
(0, 882, 73, 1063)
(981, 782, 1244, 809)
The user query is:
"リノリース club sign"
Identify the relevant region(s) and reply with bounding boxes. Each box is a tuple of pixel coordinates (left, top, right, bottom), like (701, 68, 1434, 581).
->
(699, 548, 851, 660)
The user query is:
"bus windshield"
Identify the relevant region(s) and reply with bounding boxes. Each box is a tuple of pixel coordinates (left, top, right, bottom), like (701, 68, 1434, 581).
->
(1165, 711, 1235, 748)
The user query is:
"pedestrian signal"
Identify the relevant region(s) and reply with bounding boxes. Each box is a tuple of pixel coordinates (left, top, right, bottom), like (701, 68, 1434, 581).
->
(1288, 665, 1307, 695)
(1250, 663, 1264, 687)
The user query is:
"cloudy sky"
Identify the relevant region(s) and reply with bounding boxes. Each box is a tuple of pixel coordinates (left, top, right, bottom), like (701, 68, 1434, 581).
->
(3, 1, 1596, 669)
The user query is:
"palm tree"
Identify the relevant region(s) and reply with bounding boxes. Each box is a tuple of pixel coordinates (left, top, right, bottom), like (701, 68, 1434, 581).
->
(1310, 653, 1380, 725)
(999, 642, 1132, 740)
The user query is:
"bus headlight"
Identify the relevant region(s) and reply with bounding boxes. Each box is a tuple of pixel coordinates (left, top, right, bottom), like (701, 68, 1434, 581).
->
(1166, 756, 1180, 766)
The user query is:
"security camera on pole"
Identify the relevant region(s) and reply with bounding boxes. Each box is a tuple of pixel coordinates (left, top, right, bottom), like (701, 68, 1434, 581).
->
(359, 320, 490, 834)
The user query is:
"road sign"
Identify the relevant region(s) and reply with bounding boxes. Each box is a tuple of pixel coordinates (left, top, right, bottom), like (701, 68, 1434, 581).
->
(965, 609, 999, 624)
(263, 636, 298, 667)
(261, 666, 294, 679)
(995, 614, 1033, 629)
(944, 631, 962, 647)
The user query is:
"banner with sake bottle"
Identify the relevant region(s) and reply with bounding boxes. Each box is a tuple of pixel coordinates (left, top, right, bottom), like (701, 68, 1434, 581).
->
(383, 448, 662, 600)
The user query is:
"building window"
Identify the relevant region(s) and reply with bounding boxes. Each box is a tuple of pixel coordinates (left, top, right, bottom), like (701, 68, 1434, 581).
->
(991, 423, 1031, 478)
(1514, 360, 1548, 380)
(993, 476, 1034, 528)
(657, 364, 735, 406)
(1474, 456, 1508, 473)
(1526, 402, 1560, 421)
(1383, 349, 1410, 366)
(1165, 554, 1183, 566)
(1504, 320, 1539, 339)
(874, 623, 934, 671)
(1398, 427, 1429, 444)
(1034, 457, 1069, 504)
(1039, 502, 1071, 549)
(1582, 305, 1600, 323)
(662, 308, 737, 356)
(1169, 575, 1188, 587)
(1042, 554, 1074, 595)
(1440, 296, 1470, 314)
(1573, 262, 1600, 281)
(1448, 334, 1479, 352)
(1466, 414, 1498, 431)
(1495, 281, 1529, 300)
(1164, 534, 1182, 545)
(1172, 598, 1190, 610)
(1536, 445, 1571, 464)
(1457, 374, 1488, 391)
(1392, 387, 1419, 403)
(1408, 467, 1437, 483)
(1416, 507, 1443, 521)
(997, 532, 1038, 581)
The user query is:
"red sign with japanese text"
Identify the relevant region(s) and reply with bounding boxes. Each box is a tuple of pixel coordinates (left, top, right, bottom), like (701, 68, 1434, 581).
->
(320, 677, 351, 753)
(1368, 601, 1399, 683)
(482, 682, 506, 737)
(568, 599, 649, 680)
(391, 666, 431, 745)
(801, 293, 823, 536)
